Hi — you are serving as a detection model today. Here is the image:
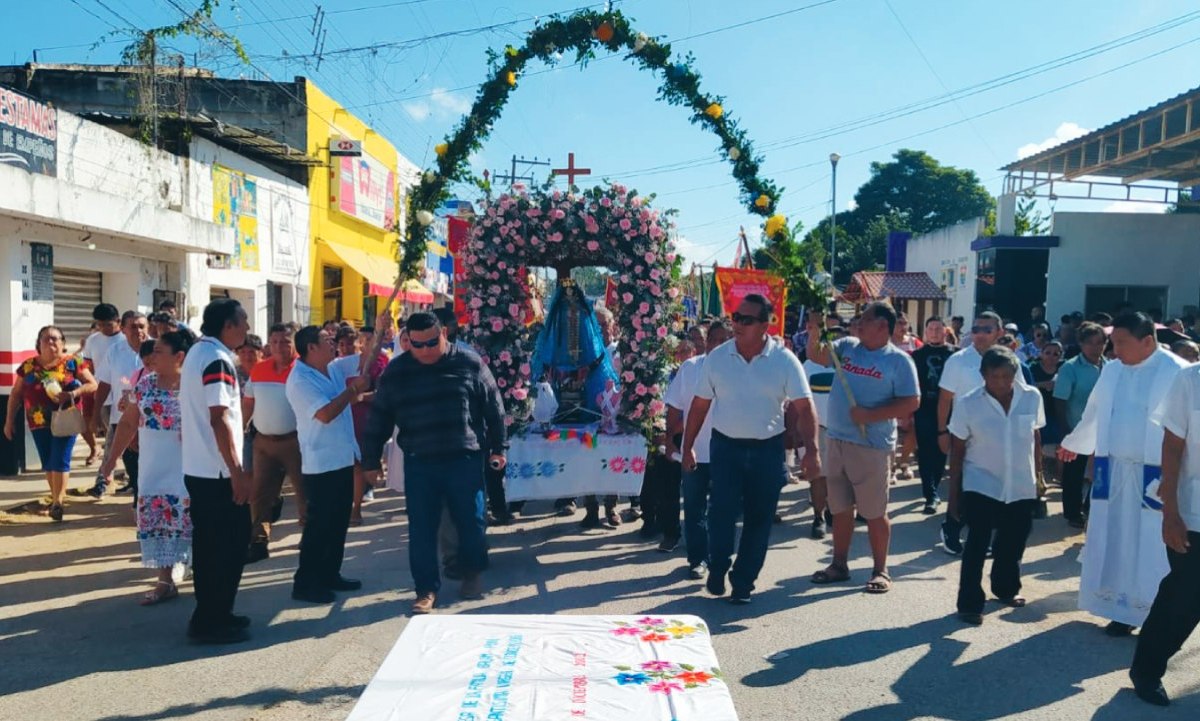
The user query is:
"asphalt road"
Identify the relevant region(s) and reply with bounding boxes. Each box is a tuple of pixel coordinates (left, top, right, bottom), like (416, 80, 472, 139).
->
(1, 471, 1197, 721)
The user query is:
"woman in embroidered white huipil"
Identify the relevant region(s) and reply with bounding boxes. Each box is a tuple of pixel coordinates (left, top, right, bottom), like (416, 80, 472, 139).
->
(102, 331, 193, 605)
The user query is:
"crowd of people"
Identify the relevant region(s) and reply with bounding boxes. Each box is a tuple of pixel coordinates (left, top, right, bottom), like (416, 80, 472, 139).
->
(6, 292, 1200, 706)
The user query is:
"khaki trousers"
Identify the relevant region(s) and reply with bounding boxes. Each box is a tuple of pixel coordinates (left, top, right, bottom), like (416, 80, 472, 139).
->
(251, 433, 306, 545)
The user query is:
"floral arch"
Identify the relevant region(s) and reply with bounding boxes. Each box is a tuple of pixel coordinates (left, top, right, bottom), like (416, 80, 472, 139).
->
(463, 182, 677, 438)
(396, 8, 801, 438)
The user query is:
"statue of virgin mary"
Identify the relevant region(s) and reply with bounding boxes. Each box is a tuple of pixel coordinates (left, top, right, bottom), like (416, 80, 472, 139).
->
(530, 278, 618, 420)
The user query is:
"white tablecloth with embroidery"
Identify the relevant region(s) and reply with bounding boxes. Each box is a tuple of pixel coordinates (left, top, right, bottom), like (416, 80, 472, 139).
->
(502, 432, 647, 501)
(346, 614, 738, 721)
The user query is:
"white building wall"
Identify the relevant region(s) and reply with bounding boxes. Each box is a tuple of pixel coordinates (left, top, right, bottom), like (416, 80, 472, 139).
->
(55, 113, 186, 211)
(1046, 212, 1200, 320)
(186, 137, 311, 331)
(904, 217, 982, 322)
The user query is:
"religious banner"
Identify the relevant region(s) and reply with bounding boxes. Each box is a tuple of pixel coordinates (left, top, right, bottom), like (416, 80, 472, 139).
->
(448, 217, 471, 325)
(212, 165, 260, 271)
(331, 147, 397, 230)
(713, 266, 787, 336)
(347, 614, 739, 721)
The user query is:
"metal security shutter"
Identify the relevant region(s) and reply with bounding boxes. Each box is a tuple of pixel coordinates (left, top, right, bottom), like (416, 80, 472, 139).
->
(53, 268, 102, 345)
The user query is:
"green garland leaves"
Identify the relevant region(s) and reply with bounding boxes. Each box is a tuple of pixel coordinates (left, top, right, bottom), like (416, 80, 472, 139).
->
(400, 8, 788, 280)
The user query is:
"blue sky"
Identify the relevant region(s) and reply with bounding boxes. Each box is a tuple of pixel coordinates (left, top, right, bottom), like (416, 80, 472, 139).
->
(9, 0, 1200, 266)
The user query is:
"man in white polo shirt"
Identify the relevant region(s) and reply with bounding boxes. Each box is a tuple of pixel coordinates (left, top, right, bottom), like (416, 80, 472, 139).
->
(936, 310, 1004, 554)
(286, 325, 368, 605)
(665, 321, 730, 579)
(243, 322, 306, 564)
(180, 298, 251, 645)
(1131, 360, 1200, 706)
(89, 311, 148, 497)
(682, 294, 820, 604)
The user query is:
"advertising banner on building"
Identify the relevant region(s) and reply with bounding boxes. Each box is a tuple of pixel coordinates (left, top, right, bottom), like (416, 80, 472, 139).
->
(713, 266, 787, 336)
(212, 165, 260, 271)
(0, 85, 57, 177)
(332, 146, 397, 230)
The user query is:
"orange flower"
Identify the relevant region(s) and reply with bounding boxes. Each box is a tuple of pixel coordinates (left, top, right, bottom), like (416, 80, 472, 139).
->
(640, 633, 671, 642)
(675, 670, 714, 685)
(595, 21, 614, 43)
(505, 70, 517, 86)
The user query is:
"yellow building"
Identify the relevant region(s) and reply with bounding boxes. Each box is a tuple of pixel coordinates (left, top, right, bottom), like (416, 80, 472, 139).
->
(303, 80, 429, 324)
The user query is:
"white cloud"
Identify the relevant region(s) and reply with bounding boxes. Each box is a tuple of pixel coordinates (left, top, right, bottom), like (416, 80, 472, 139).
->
(403, 87, 471, 123)
(1017, 122, 1091, 159)
(1099, 200, 1169, 214)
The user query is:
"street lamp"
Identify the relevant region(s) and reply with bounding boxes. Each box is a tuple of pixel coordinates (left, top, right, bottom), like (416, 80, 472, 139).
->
(829, 152, 840, 287)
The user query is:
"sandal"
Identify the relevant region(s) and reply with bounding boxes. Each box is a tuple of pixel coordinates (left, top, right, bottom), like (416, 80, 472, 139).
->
(998, 596, 1027, 608)
(811, 565, 851, 584)
(140, 581, 179, 606)
(865, 571, 892, 594)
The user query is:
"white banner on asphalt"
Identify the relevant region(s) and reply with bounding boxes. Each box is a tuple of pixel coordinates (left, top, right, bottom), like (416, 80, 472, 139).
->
(347, 614, 738, 721)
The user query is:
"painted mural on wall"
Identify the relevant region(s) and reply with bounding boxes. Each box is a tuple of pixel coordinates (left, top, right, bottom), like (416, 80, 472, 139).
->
(213, 165, 260, 271)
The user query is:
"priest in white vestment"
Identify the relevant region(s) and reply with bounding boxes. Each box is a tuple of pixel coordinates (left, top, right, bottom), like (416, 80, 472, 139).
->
(1058, 313, 1187, 633)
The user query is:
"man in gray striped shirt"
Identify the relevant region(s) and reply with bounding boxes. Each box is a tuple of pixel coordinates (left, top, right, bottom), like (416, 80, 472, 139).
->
(361, 312, 507, 615)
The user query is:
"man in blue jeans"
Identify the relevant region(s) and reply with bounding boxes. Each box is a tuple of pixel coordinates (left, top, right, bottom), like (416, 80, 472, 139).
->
(682, 295, 820, 604)
(665, 321, 730, 578)
(361, 312, 507, 615)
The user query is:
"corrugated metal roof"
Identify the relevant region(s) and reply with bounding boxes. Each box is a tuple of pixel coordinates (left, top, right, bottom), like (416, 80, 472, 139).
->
(838, 271, 946, 302)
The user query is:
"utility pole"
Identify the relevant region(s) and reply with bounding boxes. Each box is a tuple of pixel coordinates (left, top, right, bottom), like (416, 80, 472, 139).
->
(493, 154, 550, 187)
(829, 152, 840, 286)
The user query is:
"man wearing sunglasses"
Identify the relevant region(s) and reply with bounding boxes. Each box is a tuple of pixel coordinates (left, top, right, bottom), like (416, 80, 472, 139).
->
(360, 312, 508, 615)
(936, 311, 1004, 554)
(682, 294, 819, 604)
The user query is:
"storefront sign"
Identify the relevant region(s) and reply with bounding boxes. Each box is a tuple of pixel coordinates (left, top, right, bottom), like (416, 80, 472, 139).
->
(0, 85, 57, 177)
(212, 165, 260, 271)
(332, 147, 397, 230)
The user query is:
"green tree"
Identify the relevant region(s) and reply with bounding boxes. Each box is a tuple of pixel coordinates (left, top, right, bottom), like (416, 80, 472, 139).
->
(853, 149, 994, 235)
(1014, 193, 1049, 236)
(570, 266, 611, 298)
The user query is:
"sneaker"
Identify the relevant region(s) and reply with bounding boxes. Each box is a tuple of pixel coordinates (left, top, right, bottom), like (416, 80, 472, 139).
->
(810, 517, 826, 540)
(411, 592, 436, 615)
(657, 536, 680, 553)
(1105, 621, 1136, 637)
(87, 481, 108, 499)
(363, 487, 375, 503)
(957, 611, 984, 626)
(48, 503, 64, 522)
(705, 570, 727, 597)
(729, 589, 752, 605)
(557, 501, 578, 517)
(688, 561, 708, 579)
(460, 573, 484, 600)
(245, 542, 269, 565)
(1129, 670, 1171, 707)
(941, 523, 963, 555)
(922, 501, 938, 515)
(604, 511, 622, 528)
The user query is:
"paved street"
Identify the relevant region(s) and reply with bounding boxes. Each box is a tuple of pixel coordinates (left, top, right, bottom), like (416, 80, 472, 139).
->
(2, 469, 1198, 721)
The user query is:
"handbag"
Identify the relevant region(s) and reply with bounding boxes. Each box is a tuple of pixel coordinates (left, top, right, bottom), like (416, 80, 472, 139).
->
(51, 406, 85, 438)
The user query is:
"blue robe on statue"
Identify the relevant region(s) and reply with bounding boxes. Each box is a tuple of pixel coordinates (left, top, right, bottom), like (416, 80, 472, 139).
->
(531, 284, 618, 415)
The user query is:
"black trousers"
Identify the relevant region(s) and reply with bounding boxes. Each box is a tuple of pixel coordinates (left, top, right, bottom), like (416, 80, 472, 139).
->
(185, 475, 250, 632)
(635, 453, 675, 533)
(484, 463, 510, 520)
(957, 492, 1035, 613)
(914, 412, 945, 503)
(1131, 531, 1200, 683)
(122, 449, 140, 501)
(1061, 454, 1091, 521)
(294, 466, 354, 591)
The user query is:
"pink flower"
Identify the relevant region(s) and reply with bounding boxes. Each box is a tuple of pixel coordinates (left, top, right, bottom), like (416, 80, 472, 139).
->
(511, 387, 528, 401)
(609, 457, 627, 473)
(611, 626, 641, 636)
(644, 252, 656, 264)
(490, 318, 504, 332)
(622, 292, 634, 304)
(638, 302, 650, 314)
(505, 243, 515, 253)
(519, 363, 531, 376)
(509, 303, 521, 318)
(470, 297, 483, 309)
(530, 235, 541, 246)
(600, 197, 612, 208)
(619, 218, 632, 231)
(551, 209, 566, 219)
(631, 457, 648, 474)
(497, 378, 507, 387)
(499, 351, 512, 363)
(504, 416, 514, 426)
(635, 330, 646, 341)
(498, 261, 507, 270)
(649, 399, 665, 415)
(641, 659, 673, 671)
(549, 232, 563, 243)
(650, 268, 662, 280)
(587, 240, 599, 251)
(656, 326, 668, 339)
(648, 681, 683, 695)
(636, 383, 647, 396)
(622, 371, 635, 383)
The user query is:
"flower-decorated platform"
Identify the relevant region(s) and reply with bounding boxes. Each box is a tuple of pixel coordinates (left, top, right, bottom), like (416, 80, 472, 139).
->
(346, 614, 738, 720)
(503, 429, 648, 502)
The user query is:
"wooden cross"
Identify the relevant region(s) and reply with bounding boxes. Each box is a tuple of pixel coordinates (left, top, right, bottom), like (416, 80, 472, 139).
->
(552, 153, 592, 186)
